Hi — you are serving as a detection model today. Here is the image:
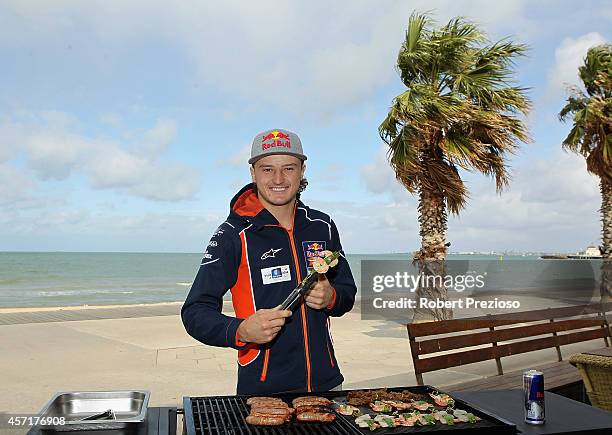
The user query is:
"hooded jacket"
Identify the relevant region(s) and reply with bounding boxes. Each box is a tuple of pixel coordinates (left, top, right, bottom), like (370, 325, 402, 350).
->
(181, 184, 357, 395)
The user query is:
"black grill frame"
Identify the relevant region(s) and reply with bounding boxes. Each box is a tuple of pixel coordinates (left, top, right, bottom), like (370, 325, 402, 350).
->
(183, 386, 517, 435)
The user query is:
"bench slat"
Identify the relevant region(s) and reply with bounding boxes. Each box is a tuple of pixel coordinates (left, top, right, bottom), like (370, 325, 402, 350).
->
(415, 328, 608, 374)
(407, 302, 611, 337)
(414, 319, 604, 355)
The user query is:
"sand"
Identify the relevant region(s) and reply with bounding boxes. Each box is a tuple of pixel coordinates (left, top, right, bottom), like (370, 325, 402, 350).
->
(0, 302, 604, 418)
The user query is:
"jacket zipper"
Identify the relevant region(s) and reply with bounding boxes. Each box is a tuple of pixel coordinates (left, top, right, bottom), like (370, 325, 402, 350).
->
(259, 218, 312, 390)
(260, 345, 270, 381)
(326, 338, 335, 368)
(285, 227, 312, 392)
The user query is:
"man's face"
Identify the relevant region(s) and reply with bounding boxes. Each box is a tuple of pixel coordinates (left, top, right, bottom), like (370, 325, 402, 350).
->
(250, 155, 305, 208)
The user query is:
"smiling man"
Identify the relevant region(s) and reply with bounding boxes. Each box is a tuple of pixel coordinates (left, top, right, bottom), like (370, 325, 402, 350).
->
(181, 128, 357, 395)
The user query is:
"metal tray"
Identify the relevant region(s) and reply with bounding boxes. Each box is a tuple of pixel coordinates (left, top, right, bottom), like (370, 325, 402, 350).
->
(36, 390, 150, 432)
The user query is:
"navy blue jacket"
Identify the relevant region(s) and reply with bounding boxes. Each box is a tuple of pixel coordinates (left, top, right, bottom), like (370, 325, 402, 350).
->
(181, 184, 357, 395)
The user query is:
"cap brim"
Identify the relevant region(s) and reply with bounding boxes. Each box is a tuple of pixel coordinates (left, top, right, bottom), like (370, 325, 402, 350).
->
(249, 152, 307, 165)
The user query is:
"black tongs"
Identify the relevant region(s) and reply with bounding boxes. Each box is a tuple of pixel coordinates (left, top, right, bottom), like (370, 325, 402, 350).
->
(279, 272, 319, 311)
(278, 251, 341, 311)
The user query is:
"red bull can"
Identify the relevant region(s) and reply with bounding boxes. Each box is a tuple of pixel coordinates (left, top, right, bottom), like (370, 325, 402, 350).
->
(523, 369, 545, 424)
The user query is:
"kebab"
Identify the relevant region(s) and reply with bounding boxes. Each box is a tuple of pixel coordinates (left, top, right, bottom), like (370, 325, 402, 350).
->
(279, 250, 341, 311)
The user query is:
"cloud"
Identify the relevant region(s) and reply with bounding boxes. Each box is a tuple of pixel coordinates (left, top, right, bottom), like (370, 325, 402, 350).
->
(218, 144, 251, 168)
(361, 144, 414, 203)
(0, 164, 34, 204)
(548, 32, 607, 95)
(23, 131, 88, 180)
(0, 207, 225, 252)
(357, 146, 600, 253)
(0, 0, 542, 119)
(141, 118, 177, 157)
(0, 112, 199, 202)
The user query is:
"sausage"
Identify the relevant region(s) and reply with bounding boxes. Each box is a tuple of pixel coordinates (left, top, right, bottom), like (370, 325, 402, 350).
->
(295, 405, 328, 414)
(249, 401, 290, 409)
(246, 397, 283, 406)
(296, 412, 336, 423)
(245, 415, 287, 426)
(249, 406, 291, 415)
(249, 407, 294, 416)
(292, 396, 332, 407)
(249, 402, 290, 410)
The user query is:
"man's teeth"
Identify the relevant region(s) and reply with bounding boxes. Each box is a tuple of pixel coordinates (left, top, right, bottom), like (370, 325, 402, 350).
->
(271, 187, 287, 191)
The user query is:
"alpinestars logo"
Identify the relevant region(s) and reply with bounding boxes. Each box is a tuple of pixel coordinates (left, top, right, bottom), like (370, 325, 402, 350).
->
(261, 248, 282, 260)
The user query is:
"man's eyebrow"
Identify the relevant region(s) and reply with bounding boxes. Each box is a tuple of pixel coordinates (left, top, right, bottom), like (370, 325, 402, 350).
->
(257, 163, 299, 169)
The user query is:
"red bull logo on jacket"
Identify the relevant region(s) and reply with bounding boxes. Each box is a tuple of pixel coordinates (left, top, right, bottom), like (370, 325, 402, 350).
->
(302, 241, 327, 269)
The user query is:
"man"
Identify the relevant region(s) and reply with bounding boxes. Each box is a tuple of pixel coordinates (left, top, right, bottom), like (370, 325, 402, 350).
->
(181, 128, 356, 395)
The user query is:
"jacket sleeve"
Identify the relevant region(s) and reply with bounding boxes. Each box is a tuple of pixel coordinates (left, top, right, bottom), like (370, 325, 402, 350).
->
(326, 219, 357, 317)
(181, 224, 248, 350)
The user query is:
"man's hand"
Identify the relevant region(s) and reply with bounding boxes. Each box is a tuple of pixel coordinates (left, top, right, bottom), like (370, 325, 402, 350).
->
(305, 274, 334, 310)
(237, 307, 292, 344)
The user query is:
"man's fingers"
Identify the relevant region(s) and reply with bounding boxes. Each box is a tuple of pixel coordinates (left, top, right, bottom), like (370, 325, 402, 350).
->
(267, 317, 287, 328)
(305, 301, 324, 310)
(267, 309, 292, 320)
(259, 308, 291, 321)
(306, 287, 323, 298)
(305, 295, 324, 305)
(261, 326, 282, 343)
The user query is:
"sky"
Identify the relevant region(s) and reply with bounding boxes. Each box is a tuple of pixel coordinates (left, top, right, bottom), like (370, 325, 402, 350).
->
(0, 0, 610, 254)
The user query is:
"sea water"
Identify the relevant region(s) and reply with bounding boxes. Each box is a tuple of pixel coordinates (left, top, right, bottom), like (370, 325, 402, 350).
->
(0, 252, 600, 308)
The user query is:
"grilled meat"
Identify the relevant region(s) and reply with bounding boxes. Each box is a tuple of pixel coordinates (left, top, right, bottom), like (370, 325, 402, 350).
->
(292, 396, 332, 407)
(295, 405, 330, 414)
(249, 408, 294, 416)
(245, 415, 287, 426)
(296, 411, 336, 423)
(346, 389, 422, 406)
(249, 402, 291, 410)
(381, 400, 412, 410)
(246, 396, 283, 406)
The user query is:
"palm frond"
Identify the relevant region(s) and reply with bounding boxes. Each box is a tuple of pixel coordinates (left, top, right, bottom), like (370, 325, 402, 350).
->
(559, 44, 611, 181)
(380, 11, 531, 214)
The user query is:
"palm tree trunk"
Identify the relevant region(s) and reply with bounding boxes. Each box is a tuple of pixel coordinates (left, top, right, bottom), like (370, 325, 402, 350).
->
(601, 178, 612, 258)
(600, 179, 612, 322)
(413, 185, 453, 321)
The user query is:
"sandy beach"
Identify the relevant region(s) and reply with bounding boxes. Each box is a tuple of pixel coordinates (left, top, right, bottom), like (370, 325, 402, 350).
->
(0, 301, 605, 418)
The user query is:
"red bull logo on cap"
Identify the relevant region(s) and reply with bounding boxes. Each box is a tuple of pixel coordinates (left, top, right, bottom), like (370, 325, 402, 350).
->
(261, 130, 291, 151)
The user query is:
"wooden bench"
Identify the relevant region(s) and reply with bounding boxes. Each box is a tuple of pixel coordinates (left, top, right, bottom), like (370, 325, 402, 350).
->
(407, 303, 611, 395)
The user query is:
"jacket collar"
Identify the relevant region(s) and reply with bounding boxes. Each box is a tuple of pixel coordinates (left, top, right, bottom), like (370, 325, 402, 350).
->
(230, 183, 304, 230)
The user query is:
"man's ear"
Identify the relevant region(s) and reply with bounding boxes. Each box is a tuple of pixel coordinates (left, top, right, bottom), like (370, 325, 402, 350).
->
(301, 163, 306, 178)
(250, 165, 255, 183)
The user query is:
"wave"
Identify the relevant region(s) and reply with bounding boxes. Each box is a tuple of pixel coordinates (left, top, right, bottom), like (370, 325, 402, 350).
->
(176, 282, 192, 287)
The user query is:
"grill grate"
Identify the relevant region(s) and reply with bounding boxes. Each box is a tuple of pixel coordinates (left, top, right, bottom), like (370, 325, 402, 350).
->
(186, 396, 358, 435)
(183, 387, 517, 435)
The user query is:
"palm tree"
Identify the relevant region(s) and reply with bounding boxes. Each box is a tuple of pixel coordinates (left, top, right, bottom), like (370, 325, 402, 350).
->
(558, 43, 611, 310)
(379, 13, 531, 320)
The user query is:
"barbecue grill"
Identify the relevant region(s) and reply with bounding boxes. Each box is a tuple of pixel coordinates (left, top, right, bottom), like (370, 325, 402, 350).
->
(182, 386, 517, 435)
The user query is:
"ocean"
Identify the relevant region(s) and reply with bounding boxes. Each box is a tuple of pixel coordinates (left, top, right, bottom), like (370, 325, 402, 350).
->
(0, 252, 601, 308)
